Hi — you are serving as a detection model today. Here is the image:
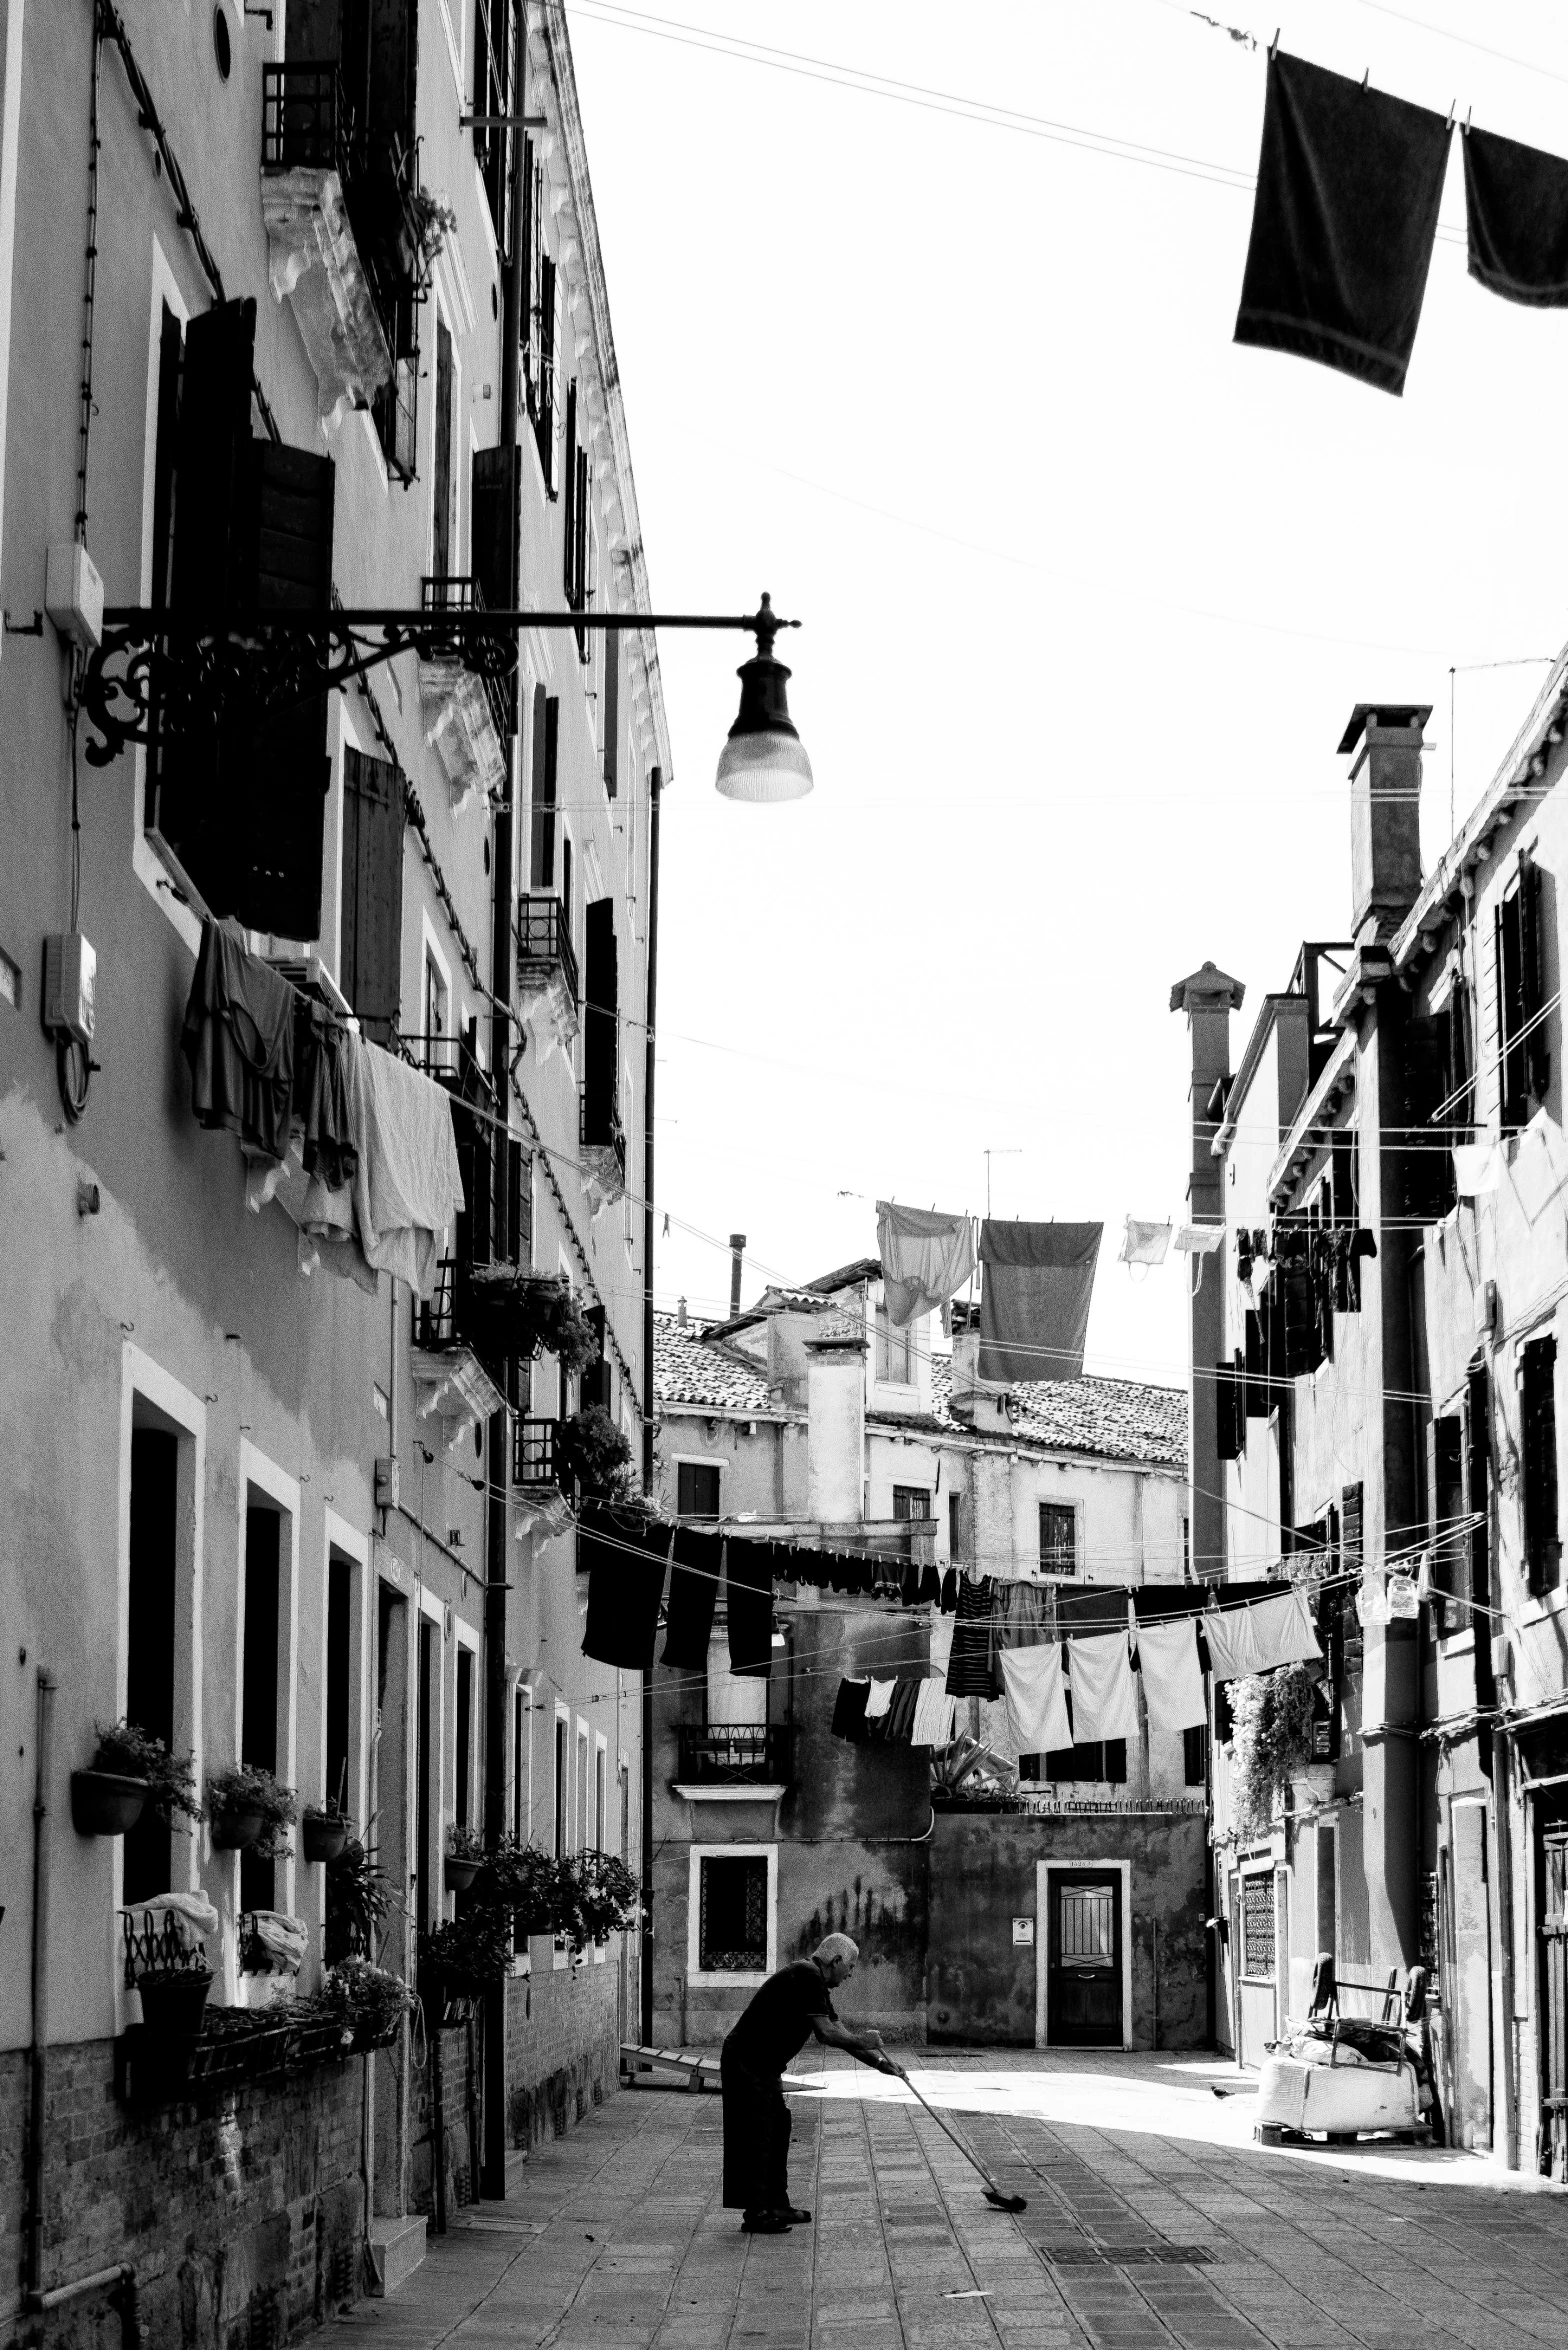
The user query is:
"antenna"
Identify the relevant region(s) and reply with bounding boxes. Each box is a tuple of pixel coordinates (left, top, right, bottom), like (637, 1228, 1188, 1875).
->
(982, 1148, 1022, 1220)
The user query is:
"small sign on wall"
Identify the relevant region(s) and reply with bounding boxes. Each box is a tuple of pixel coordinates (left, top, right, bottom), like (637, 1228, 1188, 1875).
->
(1012, 1916, 1035, 1947)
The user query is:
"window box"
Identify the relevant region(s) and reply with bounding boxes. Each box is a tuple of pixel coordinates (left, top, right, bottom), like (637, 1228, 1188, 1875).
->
(70, 1769, 150, 1838)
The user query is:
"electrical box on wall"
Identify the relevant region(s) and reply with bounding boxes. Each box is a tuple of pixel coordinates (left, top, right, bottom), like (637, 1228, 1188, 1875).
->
(41, 932, 96, 1043)
(45, 541, 104, 650)
(373, 1456, 400, 1513)
(1474, 1280, 1497, 1338)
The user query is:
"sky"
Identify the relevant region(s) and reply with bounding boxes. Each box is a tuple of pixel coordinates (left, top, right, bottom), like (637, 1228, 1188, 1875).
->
(564, 0, 1568, 1387)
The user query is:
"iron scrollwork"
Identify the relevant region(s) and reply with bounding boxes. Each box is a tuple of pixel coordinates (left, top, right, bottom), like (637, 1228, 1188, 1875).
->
(80, 608, 520, 766)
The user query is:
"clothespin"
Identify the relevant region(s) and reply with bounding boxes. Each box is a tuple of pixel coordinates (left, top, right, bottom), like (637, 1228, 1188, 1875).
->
(1269, 26, 1279, 59)
(1362, 69, 1371, 90)
(1447, 101, 1457, 132)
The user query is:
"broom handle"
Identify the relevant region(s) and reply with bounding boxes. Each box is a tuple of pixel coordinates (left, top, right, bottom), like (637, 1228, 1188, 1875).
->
(861, 2056, 1009, 2199)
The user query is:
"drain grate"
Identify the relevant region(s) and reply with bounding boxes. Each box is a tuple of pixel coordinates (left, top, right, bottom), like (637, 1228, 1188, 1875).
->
(1041, 2245, 1214, 2267)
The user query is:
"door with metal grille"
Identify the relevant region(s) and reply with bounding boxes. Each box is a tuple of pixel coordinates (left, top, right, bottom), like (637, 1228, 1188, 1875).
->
(1235, 1867, 1279, 2068)
(1540, 1822, 1568, 2181)
(1048, 1873, 1121, 2045)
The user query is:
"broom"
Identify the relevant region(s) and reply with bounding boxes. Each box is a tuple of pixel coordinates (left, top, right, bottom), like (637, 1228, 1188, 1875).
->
(857, 2054, 1028, 2212)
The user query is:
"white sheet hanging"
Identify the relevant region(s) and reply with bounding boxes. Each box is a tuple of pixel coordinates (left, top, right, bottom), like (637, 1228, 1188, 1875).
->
(1202, 1586, 1322, 1682)
(1065, 1631, 1140, 1742)
(1000, 1643, 1073, 1755)
(1133, 1617, 1208, 1731)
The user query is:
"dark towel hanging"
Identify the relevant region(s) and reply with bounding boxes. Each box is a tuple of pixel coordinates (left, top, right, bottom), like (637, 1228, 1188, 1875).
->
(918, 1562, 942, 1607)
(580, 1505, 667, 1671)
(1464, 124, 1568, 306)
(662, 1524, 721, 1669)
(726, 1538, 774, 1678)
(830, 1678, 871, 1743)
(899, 1557, 922, 1607)
(939, 1568, 959, 1614)
(1234, 50, 1451, 396)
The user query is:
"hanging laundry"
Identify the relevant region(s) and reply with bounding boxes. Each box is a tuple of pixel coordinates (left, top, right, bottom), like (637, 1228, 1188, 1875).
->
(1311, 1232, 1336, 1366)
(882, 1680, 920, 1744)
(662, 1525, 721, 1668)
(939, 1568, 959, 1614)
(1066, 1630, 1140, 1744)
(864, 1678, 896, 1721)
(944, 1575, 995, 1697)
(1332, 1227, 1378, 1313)
(928, 1610, 956, 1680)
(1463, 124, 1568, 307)
(918, 1562, 942, 1606)
(292, 997, 358, 1187)
(830, 1678, 871, 1743)
(347, 1034, 467, 1298)
(1202, 1585, 1322, 1682)
(978, 1220, 1101, 1384)
(989, 1579, 1049, 1695)
(1244, 1309, 1271, 1418)
(1131, 1615, 1208, 1733)
(911, 1681, 957, 1748)
(1234, 49, 1452, 396)
(581, 1507, 667, 1670)
(1173, 1224, 1225, 1255)
(726, 1538, 774, 1678)
(1119, 1218, 1172, 1268)
(1000, 1643, 1073, 1755)
(1452, 1143, 1500, 1197)
(182, 920, 296, 1163)
(979, 1695, 1024, 1766)
(877, 1201, 976, 1328)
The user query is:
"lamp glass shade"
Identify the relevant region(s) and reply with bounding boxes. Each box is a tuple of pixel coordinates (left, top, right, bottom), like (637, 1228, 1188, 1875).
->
(715, 729, 814, 801)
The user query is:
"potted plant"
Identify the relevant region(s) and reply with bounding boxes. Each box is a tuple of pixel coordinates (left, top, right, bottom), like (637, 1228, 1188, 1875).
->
(322, 1957, 415, 2053)
(207, 1762, 297, 1855)
(570, 1850, 641, 1950)
(557, 1405, 634, 1500)
(405, 184, 458, 279)
(479, 1837, 566, 1939)
(325, 1835, 392, 1965)
(419, 1909, 512, 2003)
(444, 1822, 485, 1893)
(73, 1720, 202, 1839)
(135, 1963, 213, 2040)
(302, 1800, 350, 1866)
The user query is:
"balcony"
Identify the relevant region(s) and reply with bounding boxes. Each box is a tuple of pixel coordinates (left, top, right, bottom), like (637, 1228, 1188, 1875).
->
(260, 63, 391, 425)
(513, 1415, 573, 1534)
(417, 577, 509, 811)
(517, 894, 580, 1058)
(676, 1725, 794, 1786)
(579, 1088, 627, 1211)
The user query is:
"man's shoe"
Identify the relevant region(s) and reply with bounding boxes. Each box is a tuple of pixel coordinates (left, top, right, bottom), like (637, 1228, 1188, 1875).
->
(741, 2210, 792, 2234)
(783, 2207, 812, 2224)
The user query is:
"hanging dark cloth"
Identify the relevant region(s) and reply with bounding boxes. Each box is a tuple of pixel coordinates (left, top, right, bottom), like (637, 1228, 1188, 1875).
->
(293, 995, 358, 1186)
(1236, 1228, 1255, 1285)
(1057, 1586, 1130, 1635)
(945, 1575, 995, 1696)
(1244, 1309, 1270, 1418)
(726, 1538, 774, 1678)
(181, 919, 296, 1162)
(918, 1562, 942, 1606)
(580, 1504, 667, 1670)
(830, 1678, 871, 1742)
(978, 1219, 1102, 1383)
(939, 1568, 959, 1614)
(1234, 50, 1451, 396)
(662, 1525, 721, 1668)
(1463, 124, 1568, 307)
(1334, 1227, 1378, 1313)
(882, 1679, 920, 1744)
(989, 1580, 1048, 1693)
(899, 1557, 922, 1607)
(1311, 1232, 1336, 1367)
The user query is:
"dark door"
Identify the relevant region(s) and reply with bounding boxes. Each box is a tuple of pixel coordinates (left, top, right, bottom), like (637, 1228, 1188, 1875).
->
(1048, 1872, 1122, 2046)
(1539, 1804, 1568, 2182)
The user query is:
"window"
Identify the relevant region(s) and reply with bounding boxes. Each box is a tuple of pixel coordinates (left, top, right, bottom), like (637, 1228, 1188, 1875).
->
(1429, 1412, 1465, 1628)
(595, 1742, 606, 1852)
(892, 1485, 930, 1523)
(707, 1630, 767, 1731)
(1040, 1502, 1077, 1576)
(240, 1502, 283, 1913)
(677, 1462, 721, 1519)
(1522, 1333, 1560, 1596)
(948, 1491, 971, 1566)
(576, 1726, 589, 1851)
(534, 253, 557, 491)
(582, 898, 618, 1151)
(455, 1646, 474, 1830)
(1496, 853, 1551, 1133)
(603, 632, 620, 799)
(1183, 1724, 1208, 1788)
(511, 1687, 530, 1845)
(1465, 1368, 1495, 1708)
(554, 1714, 569, 1858)
(471, 0, 516, 248)
(530, 691, 559, 887)
(698, 1854, 769, 1972)
(875, 1305, 913, 1384)
(417, 1619, 437, 1927)
(339, 748, 405, 1044)
(1240, 1872, 1276, 1976)
(325, 1552, 354, 1820)
(1037, 1740, 1126, 1784)
(424, 950, 449, 1063)
(431, 317, 454, 577)
(123, 1423, 179, 1906)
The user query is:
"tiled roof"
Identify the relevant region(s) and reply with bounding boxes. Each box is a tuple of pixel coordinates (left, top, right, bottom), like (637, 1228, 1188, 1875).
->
(653, 1314, 1187, 1469)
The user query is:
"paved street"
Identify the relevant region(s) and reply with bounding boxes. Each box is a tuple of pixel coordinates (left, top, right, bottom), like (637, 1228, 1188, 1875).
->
(334, 2050, 1568, 2350)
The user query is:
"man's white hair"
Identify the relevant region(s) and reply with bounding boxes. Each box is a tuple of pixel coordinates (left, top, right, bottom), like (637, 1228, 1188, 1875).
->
(815, 1932, 858, 1965)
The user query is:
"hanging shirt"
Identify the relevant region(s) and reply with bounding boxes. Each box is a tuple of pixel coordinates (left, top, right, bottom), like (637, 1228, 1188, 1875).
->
(944, 1575, 996, 1697)
(1463, 124, 1568, 307)
(1131, 1617, 1208, 1733)
(1202, 1586, 1322, 1682)
(911, 1680, 957, 1748)
(877, 1201, 976, 1328)
(347, 1036, 467, 1298)
(1066, 1631, 1139, 1744)
(1234, 49, 1452, 396)
(181, 919, 296, 1163)
(979, 1220, 1101, 1384)
(864, 1678, 896, 1720)
(1000, 1644, 1073, 1756)
(830, 1679, 871, 1743)
(1119, 1218, 1172, 1268)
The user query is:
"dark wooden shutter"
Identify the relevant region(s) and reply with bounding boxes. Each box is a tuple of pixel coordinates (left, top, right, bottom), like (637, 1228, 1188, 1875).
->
(520, 136, 536, 406)
(603, 630, 619, 798)
(536, 254, 557, 491)
(171, 297, 255, 616)
(1498, 892, 1527, 1130)
(470, 443, 520, 731)
(1403, 1014, 1450, 1220)
(562, 381, 578, 600)
(1465, 1366, 1495, 1707)
(244, 441, 336, 612)
(150, 304, 183, 614)
(583, 899, 618, 1145)
(1522, 853, 1551, 1106)
(340, 747, 405, 1042)
(1430, 1414, 1463, 1624)
(506, 1135, 525, 1266)
(433, 319, 454, 576)
(1523, 1335, 1560, 1594)
(1244, 1309, 1269, 1417)
(531, 693, 558, 887)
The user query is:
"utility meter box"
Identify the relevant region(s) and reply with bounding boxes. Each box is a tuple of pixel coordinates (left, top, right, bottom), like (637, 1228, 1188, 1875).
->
(41, 931, 96, 1043)
(45, 541, 104, 651)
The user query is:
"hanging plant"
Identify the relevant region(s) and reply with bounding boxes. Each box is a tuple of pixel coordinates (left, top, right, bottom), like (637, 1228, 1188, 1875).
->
(302, 1801, 351, 1866)
(406, 185, 459, 270)
(321, 1958, 416, 2052)
(419, 1908, 513, 1995)
(566, 1851, 641, 1949)
(207, 1762, 298, 1856)
(1229, 1664, 1318, 1836)
(477, 1838, 569, 1936)
(558, 1405, 634, 1500)
(445, 1821, 485, 1892)
(81, 1720, 203, 1830)
(325, 1836, 393, 1964)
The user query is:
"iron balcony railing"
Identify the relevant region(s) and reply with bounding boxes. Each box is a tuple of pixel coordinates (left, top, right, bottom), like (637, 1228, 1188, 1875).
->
(579, 1086, 626, 1177)
(261, 61, 350, 177)
(677, 1725, 795, 1784)
(421, 574, 512, 744)
(514, 1415, 563, 1490)
(517, 893, 579, 1010)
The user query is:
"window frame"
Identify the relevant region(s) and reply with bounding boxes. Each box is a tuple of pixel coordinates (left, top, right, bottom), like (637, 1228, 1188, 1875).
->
(1039, 1500, 1079, 1577)
(687, 1842, 777, 1988)
(874, 1301, 915, 1386)
(676, 1460, 722, 1521)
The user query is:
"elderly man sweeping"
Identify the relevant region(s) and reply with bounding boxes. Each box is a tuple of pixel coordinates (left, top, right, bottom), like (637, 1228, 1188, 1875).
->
(721, 1932, 903, 2234)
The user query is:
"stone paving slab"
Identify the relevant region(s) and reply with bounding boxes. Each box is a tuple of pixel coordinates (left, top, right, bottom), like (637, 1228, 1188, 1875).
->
(328, 2047, 1567, 2350)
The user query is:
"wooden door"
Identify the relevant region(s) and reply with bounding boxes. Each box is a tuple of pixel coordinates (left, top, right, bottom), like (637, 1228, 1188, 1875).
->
(1539, 1818, 1568, 2181)
(1048, 1873, 1122, 2046)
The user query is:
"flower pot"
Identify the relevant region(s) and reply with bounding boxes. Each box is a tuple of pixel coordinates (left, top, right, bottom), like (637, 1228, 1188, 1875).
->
(136, 1966, 212, 2037)
(70, 1769, 149, 1837)
(303, 1814, 349, 1865)
(444, 1856, 480, 1893)
(211, 1804, 267, 1852)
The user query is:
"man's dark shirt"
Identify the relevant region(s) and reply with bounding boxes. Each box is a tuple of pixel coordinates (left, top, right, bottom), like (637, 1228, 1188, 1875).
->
(723, 1961, 837, 2077)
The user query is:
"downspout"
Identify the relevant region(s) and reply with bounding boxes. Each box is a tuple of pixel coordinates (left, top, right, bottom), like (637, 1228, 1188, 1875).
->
(26, 1670, 56, 2305)
(480, 6, 529, 2201)
(640, 764, 662, 2045)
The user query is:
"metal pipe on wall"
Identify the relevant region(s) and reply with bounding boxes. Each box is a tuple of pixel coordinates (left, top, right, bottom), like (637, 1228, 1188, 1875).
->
(640, 765, 662, 2045)
(26, 1669, 56, 2305)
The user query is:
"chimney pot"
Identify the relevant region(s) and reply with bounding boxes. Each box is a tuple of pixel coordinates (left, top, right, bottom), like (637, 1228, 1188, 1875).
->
(729, 1233, 746, 1320)
(1338, 702, 1431, 935)
(676, 1296, 687, 1330)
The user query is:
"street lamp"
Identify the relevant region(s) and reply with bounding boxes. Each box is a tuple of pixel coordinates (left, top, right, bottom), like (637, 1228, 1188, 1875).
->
(714, 594, 813, 803)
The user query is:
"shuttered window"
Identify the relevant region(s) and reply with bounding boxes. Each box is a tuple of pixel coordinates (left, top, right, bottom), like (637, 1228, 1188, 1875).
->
(678, 1463, 721, 1519)
(1523, 1334, 1561, 1596)
(1464, 1368, 1495, 1708)
(1428, 1413, 1465, 1629)
(339, 748, 405, 1043)
(1039, 1740, 1127, 1785)
(874, 1306, 913, 1384)
(892, 1485, 931, 1522)
(530, 691, 559, 888)
(582, 899, 619, 1147)
(562, 380, 578, 601)
(1497, 854, 1551, 1133)
(432, 318, 454, 578)
(603, 632, 619, 798)
(471, 444, 520, 733)
(472, 0, 516, 250)
(535, 254, 557, 491)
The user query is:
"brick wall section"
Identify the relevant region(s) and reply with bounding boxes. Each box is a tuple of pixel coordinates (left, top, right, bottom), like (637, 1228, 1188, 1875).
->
(1, 2038, 366, 2350)
(406, 2012, 484, 2220)
(504, 1952, 622, 2152)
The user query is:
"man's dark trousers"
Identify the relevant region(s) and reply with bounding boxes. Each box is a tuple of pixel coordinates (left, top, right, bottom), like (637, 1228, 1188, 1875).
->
(721, 2050, 791, 2211)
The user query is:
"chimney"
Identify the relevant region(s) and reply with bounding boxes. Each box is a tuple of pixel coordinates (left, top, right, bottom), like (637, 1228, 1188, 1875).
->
(804, 1324, 865, 1527)
(1170, 960, 1245, 1582)
(676, 1296, 687, 1331)
(1337, 703, 1431, 936)
(729, 1233, 746, 1320)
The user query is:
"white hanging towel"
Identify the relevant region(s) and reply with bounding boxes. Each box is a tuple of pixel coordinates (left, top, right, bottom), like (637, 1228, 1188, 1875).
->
(1452, 1143, 1500, 1197)
(1000, 1643, 1073, 1755)
(1132, 1618, 1208, 1732)
(1066, 1631, 1140, 1743)
(1119, 1218, 1172, 1267)
(1171, 1223, 1226, 1255)
(864, 1677, 896, 1719)
(911, 1681, 957, 1748)
(979, 1695, 1024, 1764)
(1202, 1586, 1322, 1682)
(928, 1611, 956, 1677)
